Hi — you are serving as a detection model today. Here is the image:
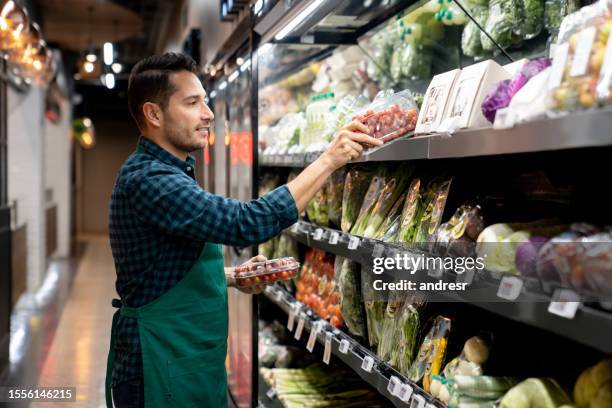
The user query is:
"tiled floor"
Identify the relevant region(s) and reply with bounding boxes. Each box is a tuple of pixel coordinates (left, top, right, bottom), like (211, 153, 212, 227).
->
(32, 238, 116, 408)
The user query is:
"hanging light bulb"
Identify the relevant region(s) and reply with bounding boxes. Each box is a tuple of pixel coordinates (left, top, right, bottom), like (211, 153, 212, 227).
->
(111, 62, 122, 74)
(85, 52, 97, 62)
(0, 1, 30, 52)
(10, 21, 40, 66)
(84, 61, 94, 73)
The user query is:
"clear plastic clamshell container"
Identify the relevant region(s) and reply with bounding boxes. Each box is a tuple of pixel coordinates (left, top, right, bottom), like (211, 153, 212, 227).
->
(234, 257, 300, 288)
(348, 90, 419, 143)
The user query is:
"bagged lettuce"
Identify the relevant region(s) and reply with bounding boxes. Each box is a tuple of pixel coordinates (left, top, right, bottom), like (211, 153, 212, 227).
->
(481, 0, 524, 51)
(307, 183, 329, 226)
(397, 178, 425, 244)
(374, 193, 406, 240)
(377, 290, 405, 365)
(341, 167, 374, 232)
(328, 168, 346, 228)
(351, 168, 388, 236)
(336, 258, 367, 338)
(462, 6, 490, 58)
(521, 0, 545, 39)
(361, 268, 386, 348)
(499, 378, 571, 408)
(414, 178, 453, 245)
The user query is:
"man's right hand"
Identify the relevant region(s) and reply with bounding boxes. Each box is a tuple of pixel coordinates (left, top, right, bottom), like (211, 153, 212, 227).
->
(319, 120, 383, 170)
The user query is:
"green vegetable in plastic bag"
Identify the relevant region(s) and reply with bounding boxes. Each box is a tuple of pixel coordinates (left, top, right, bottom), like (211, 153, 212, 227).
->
(544, 0, 580, 34)
(377, 291, 405, 366)
(336, 258, 367, 338)
(499, 378, 571, 408)
(481, 0, 523, 51)
(351, 168, 387, 236)
(521, 0, 544, 39)
(259, 236, 278, 260)
(307, 183, 329, 226)
(414, 178, 452, 245)
(361, 269, 386, 348)
(397, 178, 425, 244)
(462, 7, 489, 58)
(374, 193, 406, 240)
(397, 304, 421, 376)
(341, 167, 374, 233)
(401, 44, 433, 80)
(328, 168, 346, 228)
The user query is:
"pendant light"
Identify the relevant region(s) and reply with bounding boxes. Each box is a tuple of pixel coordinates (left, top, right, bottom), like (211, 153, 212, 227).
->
(0, 0, 30, 52)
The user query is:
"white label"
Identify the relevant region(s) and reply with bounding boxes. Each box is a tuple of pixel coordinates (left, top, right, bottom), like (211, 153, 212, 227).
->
(548, 289, 580, 319)
(287, 306, 296, 331)
(387, 376, 401, 396)
(266, 387, 276, 399)
(291, 223, 299, 234)
(597, 36, 612, 99)
(313, 228, 324, 240)
(361, 355, 374, 372)
(329, 231, 340, 245)
(348, 236, 360, 250)
(306, 321, 321, 352)
(372, 243, 385, 258)
(456, 268, 475, 285)
(548, 43, 570, 90)
(493, 107, 516, 130)
(338, 339, 350, 354)
(294, 314, 306, 340)
(275, 289, 283, 302)
(323, 332, 332, 365)
(570, 27, 596, 77)
(497, 276, 524, 301)
(410, 394, 425, 408)
(398, 384, 414, 402)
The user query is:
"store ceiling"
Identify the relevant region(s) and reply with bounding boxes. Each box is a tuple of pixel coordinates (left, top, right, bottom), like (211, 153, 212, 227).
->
(34, 0, 178, 64)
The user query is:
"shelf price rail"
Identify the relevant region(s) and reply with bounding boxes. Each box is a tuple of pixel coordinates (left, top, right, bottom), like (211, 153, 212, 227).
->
(287, 221, 612, 355)
(262, 284, 444, 408)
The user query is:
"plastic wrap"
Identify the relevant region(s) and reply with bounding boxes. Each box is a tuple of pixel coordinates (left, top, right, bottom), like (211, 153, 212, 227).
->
(462, 7, 490, 58)
(377, 291, 405, 365)
(408, 315, 452, 392)
(414, 178, 453, 245)
(435, 204, 485, 257)
(336, 258, 367, 338)
(341, 167, 374, 233)
(361, 268, 386, 348)
(397, 178, 425, 244)
(234, 257, 300, 288)
(544, 0, 580, 34)
(350, 169, 387, 236)
(481, 0, 524, 51)
(522, 0, 545, 39)
(349, 90, 419, 144)
(328, 168, 346, 228)
(373, 192, 406, 240)
(307, 183, 329, 226)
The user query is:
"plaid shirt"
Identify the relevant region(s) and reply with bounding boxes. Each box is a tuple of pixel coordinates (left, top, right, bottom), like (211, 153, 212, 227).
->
(108, 136, 297, 386)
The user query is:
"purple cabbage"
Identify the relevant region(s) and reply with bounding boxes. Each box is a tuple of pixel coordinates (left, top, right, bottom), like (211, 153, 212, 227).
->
(509, 58, 552, 95)
(515, 236, 549, 277)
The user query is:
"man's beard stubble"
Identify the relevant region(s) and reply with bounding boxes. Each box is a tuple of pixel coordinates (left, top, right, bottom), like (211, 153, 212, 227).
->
(164, 117, 205, 153)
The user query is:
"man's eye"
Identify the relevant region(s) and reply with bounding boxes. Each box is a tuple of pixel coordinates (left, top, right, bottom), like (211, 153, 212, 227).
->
(190, 100, 198, 105)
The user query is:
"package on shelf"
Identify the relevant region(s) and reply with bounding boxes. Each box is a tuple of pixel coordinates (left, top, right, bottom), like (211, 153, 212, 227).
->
(416, 69, 461, 135)
(544, 0, 581, 35)
(347, 90, 419, 144)
(481, 0, 524, 52)
(336, 257, 367, 338)
(499, 378, 572, 408)
(504, 66, 553, 125)
(341, 166, 375, 233)
(439, 60, 512, 131)
(547, 0, 612, 112)
(301, 93, 336, 148)
(503, 59, 530, 76)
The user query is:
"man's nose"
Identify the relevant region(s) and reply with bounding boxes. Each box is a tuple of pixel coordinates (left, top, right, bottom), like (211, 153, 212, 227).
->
(202, 103, 214, 120)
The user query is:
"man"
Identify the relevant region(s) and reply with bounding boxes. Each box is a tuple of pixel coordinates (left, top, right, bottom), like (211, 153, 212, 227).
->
(105, 53, 381, 408)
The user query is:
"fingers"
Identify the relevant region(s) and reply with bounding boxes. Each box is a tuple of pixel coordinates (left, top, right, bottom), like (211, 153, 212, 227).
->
(250, 255, 267, 263)
(342, 120, 370, 134)
(337, 129, 383, 147)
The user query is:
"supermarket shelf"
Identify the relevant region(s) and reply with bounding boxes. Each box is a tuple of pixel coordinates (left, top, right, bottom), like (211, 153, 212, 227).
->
(259, 151, 323, 168)
(287, 221, 612, 354)
(259, 109, 612, 167)
(262, 284, 444, 408)
(258, 372, 284, 408)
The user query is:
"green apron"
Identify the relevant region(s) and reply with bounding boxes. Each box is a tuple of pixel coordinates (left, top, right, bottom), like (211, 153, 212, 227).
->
(105, 242, 229, 408)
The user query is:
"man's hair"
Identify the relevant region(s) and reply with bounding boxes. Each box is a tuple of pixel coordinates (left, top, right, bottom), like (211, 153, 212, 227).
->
(128, 52, 198, 129)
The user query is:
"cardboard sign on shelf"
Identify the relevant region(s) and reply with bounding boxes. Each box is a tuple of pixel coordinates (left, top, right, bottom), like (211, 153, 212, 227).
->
(415, 69, 461, 135)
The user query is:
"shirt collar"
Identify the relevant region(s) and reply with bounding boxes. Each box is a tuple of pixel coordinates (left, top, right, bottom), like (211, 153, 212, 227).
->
(137, 136, 196, 171)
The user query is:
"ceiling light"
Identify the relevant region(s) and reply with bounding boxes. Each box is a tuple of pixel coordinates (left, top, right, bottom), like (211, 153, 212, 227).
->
(236, 57, 244, 66)
(103, 42, 113, 65)
(240, 58, 251, 72)
(85, 53, 97, 63)
(105, 73, 115, 89)
(274, 0, 324, 41)
(83, 61, 94, 73)
(83, 118, 92, 127)
(210, 90, 217, 98)
(218, 81, 227, 90)
(254, 0, 264, 15)
(111, 62, 122, 74)
(228, 70, 239, 83)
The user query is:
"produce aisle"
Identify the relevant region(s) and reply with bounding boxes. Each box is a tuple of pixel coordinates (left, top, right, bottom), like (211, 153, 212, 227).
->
(206, 0, 612, 406)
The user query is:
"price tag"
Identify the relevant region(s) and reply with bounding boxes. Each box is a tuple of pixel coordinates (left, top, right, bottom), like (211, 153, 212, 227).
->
(410, 394, 425, 408)
(398, 383, 413, 402)
(294, 314, 306, 340)
(348, 236, 361, 250)
(323, 332, 333, 365)
(287, 304, 297, 331)
(313, 228, 324, 240)
(387, 376, 401, 396)
(493, 107, 516, 130)
(548, 289, 580, 319)
(456, 268, 475, 285)
(570, 26, 596, 77)
(329, 231, 340, 245)
(266, 387, 276, 399)
(497, 276, 524, 301)
(338, 339, 350, 354)
(361, 355, 374, 373)
(372, 243, 385, 258)
(548, 43, 569, 90)
(275, 289, 283, 303)
(306, 321, 322, 352)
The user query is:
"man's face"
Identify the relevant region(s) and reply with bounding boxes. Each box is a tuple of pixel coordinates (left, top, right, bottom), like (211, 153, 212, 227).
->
(161, 71, 214, 153)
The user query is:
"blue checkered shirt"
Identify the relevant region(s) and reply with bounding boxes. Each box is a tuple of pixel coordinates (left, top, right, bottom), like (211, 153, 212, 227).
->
(108, 136, 297, 386)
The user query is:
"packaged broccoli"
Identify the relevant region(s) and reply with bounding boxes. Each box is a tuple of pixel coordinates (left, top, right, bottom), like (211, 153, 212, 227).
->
(328, 168, 346, 228)
(521, 0, 545, 39)
(397, 178, 425, 244)
(336, 258, 367, 338)
(481, 0, 524, 52)
(462, 7, 490, 58)
(341, 167, 374, 233)
(401, 44, 433, 80)
(544, 0, 580, 34)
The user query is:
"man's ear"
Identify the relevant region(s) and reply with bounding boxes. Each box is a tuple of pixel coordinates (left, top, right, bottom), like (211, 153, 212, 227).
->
(142, 102, 162, 129)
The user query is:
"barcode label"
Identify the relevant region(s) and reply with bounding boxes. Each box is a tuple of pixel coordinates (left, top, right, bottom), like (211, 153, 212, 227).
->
(497, 276, 523, 301)
(266, 387, 276, 399)
(361, 355, 374, 372)
(306, 321, 321, 352)
(313, 228, 324, 240)
(329, 231, 339, 245)
(287, 306, 296, 331)
(294, 314, 306, 340)
(323, 332, 332, 365)
(348, 236, 360, 250)
(410, 394, 425, 408)
(398, 384, 413, 402)
(387, 376, 401, 396)
(548, 289, 580, 319)
(338, 339, 350, 354)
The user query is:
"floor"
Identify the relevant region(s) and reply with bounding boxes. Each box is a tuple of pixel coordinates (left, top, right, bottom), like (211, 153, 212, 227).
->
(32, 238, 115, 408)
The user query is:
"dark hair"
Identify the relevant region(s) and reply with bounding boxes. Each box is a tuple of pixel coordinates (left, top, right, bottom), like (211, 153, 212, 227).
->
(128, 53, 198, 129)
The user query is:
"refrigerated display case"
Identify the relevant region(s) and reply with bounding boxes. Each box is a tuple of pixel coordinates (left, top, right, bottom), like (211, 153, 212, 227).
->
(205, 0, 612, 406)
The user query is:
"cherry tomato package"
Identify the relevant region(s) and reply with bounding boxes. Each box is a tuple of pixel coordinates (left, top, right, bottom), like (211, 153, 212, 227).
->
(234, 257, 300, 288)
(347, 90, 419, 144)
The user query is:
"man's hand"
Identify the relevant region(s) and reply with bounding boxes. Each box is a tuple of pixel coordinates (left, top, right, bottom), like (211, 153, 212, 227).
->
(319, 120, 383, 171)
(233, 255, 267, 295)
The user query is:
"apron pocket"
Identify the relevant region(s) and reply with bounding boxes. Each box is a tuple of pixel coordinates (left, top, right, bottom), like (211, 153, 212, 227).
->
(166, 343, 227, 408)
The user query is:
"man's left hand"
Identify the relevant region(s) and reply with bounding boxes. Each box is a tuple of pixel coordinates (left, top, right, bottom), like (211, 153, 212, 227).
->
(234, 255, 267, 295)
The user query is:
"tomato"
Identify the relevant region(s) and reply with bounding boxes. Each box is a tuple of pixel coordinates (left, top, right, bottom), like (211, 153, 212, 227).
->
(329, 291, 339, 304)
(280, 271, 290, 280)
(330, 316, 341, 328)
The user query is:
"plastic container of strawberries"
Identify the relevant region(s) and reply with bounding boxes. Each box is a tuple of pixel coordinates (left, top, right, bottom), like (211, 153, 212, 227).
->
(234, 257, 300, 287)
(348, 90, 419, 143)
